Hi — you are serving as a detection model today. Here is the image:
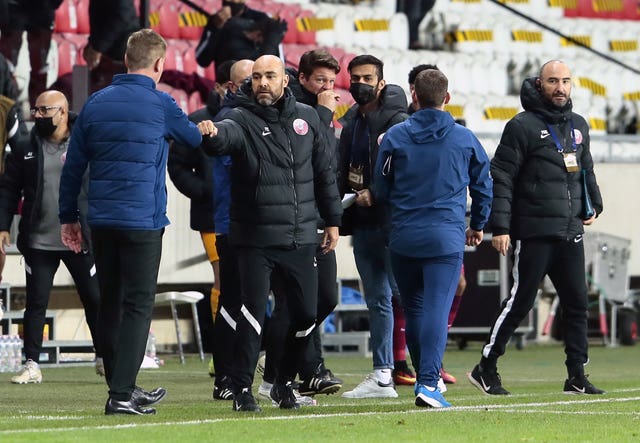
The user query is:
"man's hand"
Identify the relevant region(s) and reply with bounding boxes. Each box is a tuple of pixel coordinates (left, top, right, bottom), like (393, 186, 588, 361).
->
(583, 212, 596, 226)
(61, 222, 84, 253)
(211, 6, 232, 28)
(465, 228, 483, 247)
(491, 234, 511, 256)
(316, 90, 340, 113)
(0, 231, 10, 255)
(82, 43, 102, 70)
(321, 226, 339, 254)
(355, 189, 373, 207)
(198, 120, 218, 136)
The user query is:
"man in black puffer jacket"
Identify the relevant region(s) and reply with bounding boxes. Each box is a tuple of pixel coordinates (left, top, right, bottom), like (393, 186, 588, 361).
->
(201, 55, 342, 412)
(468, 60, 604, 397)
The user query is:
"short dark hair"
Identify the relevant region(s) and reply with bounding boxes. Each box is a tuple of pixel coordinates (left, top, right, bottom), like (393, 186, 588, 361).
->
(216, 59, 236, 84)
(414, 69, 448, 109)
(298, 49, 340, 78)
(347, 54, 384, 80)
(408, 64, 439, 85)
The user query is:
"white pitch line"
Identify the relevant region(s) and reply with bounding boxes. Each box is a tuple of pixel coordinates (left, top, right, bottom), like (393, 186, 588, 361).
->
(2, 395, 640, 435)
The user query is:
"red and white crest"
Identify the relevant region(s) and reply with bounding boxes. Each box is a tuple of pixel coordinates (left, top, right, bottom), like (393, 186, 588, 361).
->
(293, 118, 309, 135)
(573, 128, 583, 145)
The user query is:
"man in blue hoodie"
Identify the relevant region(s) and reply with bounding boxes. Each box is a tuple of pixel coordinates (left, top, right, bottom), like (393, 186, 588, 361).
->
(374, 68, 492, 408)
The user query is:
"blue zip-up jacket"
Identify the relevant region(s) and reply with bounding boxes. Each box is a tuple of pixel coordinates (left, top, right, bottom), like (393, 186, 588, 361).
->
(59, 74, 202, 229)
(374, 108, 492, 258)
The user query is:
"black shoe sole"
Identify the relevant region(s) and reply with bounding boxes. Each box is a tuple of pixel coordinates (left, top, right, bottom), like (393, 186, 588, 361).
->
(299, 383, 342, 397)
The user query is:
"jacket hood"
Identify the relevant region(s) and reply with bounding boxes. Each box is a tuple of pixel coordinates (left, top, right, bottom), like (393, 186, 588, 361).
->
(235, 80, 297, 121)
(520, 77, 573, 124)
(406, 108, 455, 144)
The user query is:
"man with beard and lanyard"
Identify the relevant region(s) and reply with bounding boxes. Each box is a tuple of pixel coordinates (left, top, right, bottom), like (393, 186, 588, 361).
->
(199, 55, 343, 412)
(259, 49, 343, 402)
(468, 60, 604, 396)
(337, 54, 408, 399)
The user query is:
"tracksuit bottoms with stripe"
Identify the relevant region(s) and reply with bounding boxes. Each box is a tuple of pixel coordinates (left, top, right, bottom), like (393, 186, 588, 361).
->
(480, 236, 589, 378)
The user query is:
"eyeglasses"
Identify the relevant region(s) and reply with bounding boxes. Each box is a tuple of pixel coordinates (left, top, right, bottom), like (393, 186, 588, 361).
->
(30, 106, 62, 116)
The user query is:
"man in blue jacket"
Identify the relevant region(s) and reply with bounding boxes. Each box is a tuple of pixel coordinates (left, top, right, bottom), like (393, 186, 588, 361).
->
(374, 68, 492, 408)
(59, 29, 208, 416)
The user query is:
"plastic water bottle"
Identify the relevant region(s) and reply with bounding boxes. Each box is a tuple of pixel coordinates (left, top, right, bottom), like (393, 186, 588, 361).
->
(147, 330, 157, 361)
(11, 335, 22, 371)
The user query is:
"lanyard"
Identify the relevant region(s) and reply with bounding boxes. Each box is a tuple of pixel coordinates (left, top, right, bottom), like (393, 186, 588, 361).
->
(545, 119, 576, 153)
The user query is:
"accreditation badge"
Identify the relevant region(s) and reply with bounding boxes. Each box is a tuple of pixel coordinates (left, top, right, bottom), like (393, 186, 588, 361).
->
(563, 153, 579, 172)
(348, 164, 364, 191)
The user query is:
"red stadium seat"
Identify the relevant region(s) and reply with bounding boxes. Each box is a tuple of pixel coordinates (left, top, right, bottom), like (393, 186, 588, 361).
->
(182, 46, 207, 77)
(171, 88, 190, 113)
(75, 0, 91, 34)
(179, 5, 208, 41)
(188, 91, 203, 113)
(279, 3, 301, 45)
(163, 45, 184, 71)
(335, 53, 355, 90)
(54, 0, 78, 33)
(296, 9, 317, 45)
(158, 3, 181, 39)
(55, 37, 79, 76)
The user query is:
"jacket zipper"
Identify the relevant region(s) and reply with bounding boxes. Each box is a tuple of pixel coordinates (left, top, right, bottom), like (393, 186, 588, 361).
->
(284, 125, 299, 248)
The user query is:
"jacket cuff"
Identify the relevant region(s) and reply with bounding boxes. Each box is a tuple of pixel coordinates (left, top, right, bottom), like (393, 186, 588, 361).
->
(491, 228, 509, 236)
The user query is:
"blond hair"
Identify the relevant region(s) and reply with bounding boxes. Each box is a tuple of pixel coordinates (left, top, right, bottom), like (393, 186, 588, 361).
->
(125, 29, 167, 71)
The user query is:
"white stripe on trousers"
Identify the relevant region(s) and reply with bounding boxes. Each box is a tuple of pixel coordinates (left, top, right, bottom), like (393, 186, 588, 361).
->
(219, 306, 237, 331)
(241, 304, 261, 335)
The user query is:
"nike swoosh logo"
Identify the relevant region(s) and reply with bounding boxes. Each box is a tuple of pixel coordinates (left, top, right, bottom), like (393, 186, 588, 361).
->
(571, 385, 585, 393)
(262, 130, 270, 136)
(541, 133, 550, 139)
(480, 377, 491, 391)
(574, 235, 583, 243)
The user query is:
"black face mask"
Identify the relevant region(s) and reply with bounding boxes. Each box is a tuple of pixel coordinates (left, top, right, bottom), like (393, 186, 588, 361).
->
(34, 117, 57, 138)
(223, 1, 245, 16)
(349, 83, 377, 106)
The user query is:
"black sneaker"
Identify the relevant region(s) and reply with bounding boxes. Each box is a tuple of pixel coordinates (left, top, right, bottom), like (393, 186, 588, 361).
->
(213, 375, 235, 400)
(298, 371, 342, 396)
(232, 388, 262, 412)
(563, 375, 605, 394)
(467, 364, 510, 395)
(270, 381, 300, 409)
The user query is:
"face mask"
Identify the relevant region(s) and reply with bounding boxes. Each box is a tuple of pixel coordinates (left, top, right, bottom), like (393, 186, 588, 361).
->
(223, 1, 245, 16)
(349, 83, 377, 106)
(34, 117, 57, 138)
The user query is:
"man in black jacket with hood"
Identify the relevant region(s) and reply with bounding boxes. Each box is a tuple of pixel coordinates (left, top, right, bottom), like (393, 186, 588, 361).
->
(468, 60, 604, 396)
(200, 55, 342, 412)
(0, 90, 102, 384)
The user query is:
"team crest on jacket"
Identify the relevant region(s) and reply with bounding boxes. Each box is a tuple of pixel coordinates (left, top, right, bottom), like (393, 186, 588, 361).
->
(573, 128, 583, 145)
(377, 132, 386, 146)
(293, 118, 309, 135)
(61, 152, 66, 164)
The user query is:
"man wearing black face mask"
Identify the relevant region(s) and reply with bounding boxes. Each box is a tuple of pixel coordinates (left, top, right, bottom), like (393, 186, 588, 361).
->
(195, 0, 287, 68)
(0, 90, 102, 384)
(337, 54, 409, 399)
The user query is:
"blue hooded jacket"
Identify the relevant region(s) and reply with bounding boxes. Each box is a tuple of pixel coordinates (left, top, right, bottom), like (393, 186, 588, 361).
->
(374, 108, 492, 258)
(59, 74, 202, 229)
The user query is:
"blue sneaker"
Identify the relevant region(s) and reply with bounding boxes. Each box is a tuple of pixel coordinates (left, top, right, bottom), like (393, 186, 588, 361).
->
(415, 384, 451, 408)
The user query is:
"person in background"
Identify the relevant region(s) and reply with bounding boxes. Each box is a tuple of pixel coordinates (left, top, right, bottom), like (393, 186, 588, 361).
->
(375, 68, 492, 408)
(396, 0, 436, 49)
(0, 0, 62, 107)
(0, 90, 103, 384)
(199, 55, 342, 412)
(467, 60, 604, 396)
(59, 29, 208, 416)
(195, 0, 287, 69)
(337, 54, 408, 399)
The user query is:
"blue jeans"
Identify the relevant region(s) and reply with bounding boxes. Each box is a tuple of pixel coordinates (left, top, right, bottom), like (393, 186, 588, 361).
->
(352, 227, 396, 370)
(390, 251, 462, 389)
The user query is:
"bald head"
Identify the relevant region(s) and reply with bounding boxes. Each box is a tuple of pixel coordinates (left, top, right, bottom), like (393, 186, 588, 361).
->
(33, 90, 70, 142)
(251, 55, 288, 106)
(230, 59, 254, 86)
(537, 60, 572, 108)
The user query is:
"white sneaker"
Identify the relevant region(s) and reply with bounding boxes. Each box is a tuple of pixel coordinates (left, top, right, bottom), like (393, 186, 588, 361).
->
(95, 357, 105, 377)
(438, 377, 447, 393)
(11, 359, 42, 384)
(342, 373, 398, 398)
(258, 380, 317, 406)
(256, 353, 266, 375)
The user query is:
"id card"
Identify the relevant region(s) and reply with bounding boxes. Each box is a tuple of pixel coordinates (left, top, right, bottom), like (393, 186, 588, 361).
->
(563, 153, 579, 172)
(348, 165, 364, 191)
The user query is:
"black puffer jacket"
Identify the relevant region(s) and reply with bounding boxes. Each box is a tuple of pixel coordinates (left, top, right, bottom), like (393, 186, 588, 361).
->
(201, 83, 342, 248)
(490, 77, 603, 240)
(0, 113, 91, 252)
(337, 84, 408, 234)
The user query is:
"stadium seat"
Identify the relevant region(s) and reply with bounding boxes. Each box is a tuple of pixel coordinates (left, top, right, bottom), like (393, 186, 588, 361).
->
(171, 88, 190, 113)
(279, 3, 302, 45)
(387, 13, 409, 50)
(55, 37, 79, 77)
(75, 0, 91, 35)
(296, 9, 317, 45)
(188, 91, 203, 113)
(158, 3, 181, 40)
(335, 53, 356, 90)
(54, 0, 78, 34)
(179, 6, 207, 41)
(163, 44, 184, 72)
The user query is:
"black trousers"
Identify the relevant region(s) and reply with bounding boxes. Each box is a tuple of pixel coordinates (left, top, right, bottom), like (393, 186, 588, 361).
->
(264, 246, 337, 382)
(91, 228, 163, 401)
(232, 244, 317, 391)
(22, 247, 101, 362)
(212, 234, 242, 379)
(481, 236, 589, 377)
